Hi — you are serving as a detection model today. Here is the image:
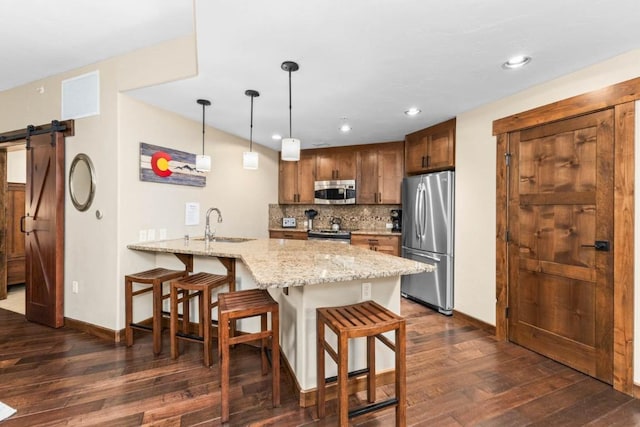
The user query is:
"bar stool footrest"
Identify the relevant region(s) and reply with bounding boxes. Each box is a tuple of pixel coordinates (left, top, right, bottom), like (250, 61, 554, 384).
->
(324, 367, 370, 384)
(349, 398, 398, 418)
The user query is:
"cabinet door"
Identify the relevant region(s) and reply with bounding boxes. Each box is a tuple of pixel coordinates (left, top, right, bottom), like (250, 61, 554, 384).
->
(404, 134, 428, 174)
(278, 153, 316, 204)
(278, 159, 298, 204)
(356, 148, 378, 204)
(316, 150, 356, 180)
(296, 153, 316, 203)
(334, 150, 356, 180)
(378, 143, 404, 204)
(426, 126, 454, 170)
(405, 118, 455, 174)
(315, 151, 335, 181)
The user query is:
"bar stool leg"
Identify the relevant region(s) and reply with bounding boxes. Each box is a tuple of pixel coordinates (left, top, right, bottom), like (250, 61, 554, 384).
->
(338, 332, 349, 426)
(220, 310, 230, 423)
(170, 284, 179, 360)
(202, 286, 212, 367)
(396, 323, 407, 427)
(152, 281, 163, 355)
(271, 308, 280, 408)
(367, 335, 376, 403)
(125, 278, 134, 347)
(260, 313, 268, 375)
(316, 315, 326, 419)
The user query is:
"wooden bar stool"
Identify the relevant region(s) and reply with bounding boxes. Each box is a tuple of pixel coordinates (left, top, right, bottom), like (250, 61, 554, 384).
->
(125, 267, 188, 355)
(316, 300, 406, 426)
(170, 272, 231, 367)
(218, 289, 280, 423)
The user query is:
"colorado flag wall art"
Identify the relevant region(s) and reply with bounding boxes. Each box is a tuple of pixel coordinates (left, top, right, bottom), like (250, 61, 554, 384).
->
(139, 142, 206, 187)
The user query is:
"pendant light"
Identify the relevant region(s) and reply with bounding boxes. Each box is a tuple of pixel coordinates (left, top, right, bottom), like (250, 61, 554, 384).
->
(243, 89, 260, 170)
(195, 98, 212, 172)
(281, 61, 301, 161)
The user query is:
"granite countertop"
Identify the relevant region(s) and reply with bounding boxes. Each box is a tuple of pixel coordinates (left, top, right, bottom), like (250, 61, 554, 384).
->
(128, 238, 432, 288)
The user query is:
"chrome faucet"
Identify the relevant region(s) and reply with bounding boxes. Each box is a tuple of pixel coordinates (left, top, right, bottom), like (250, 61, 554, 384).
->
(204, 207, 223, 242)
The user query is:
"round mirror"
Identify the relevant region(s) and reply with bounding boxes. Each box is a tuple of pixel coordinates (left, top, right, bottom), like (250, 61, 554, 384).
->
(69, 153, 96, 212)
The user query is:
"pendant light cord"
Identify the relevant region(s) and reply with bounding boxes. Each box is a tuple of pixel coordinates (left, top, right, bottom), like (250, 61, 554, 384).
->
(250, 94, 254, 152)
(288, 69, 292, 138)
(201, 102, 206, 155)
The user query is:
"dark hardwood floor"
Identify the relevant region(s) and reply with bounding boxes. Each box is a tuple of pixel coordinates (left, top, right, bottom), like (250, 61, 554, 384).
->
(1, 299, 639, 426)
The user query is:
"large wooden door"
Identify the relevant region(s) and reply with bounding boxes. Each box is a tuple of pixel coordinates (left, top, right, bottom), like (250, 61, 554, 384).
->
(507, 109, 614, 383)
(24, 132, 65, 327)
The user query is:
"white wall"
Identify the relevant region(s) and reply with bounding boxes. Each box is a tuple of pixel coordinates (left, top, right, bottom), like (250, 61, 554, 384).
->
(455, 49, 640, 381)
(116, 95, 279, 329)
(6, 150, 26, 183)
(0, 32, 279, 331)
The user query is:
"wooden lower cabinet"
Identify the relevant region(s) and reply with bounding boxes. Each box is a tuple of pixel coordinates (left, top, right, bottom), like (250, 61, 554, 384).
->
(351, 234, 400, 257)
(7, 183, 26, 285)
(269, 230, 308, 240)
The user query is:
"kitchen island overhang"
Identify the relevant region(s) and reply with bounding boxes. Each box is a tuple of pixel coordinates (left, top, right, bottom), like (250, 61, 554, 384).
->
(127, 238, 434, 405)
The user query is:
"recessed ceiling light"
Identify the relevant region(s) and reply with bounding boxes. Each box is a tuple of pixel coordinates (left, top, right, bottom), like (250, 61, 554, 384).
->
(271, 134, 282, 140)
(339, 124, 352, 133)
(404, 108, 421, 116)
(502, 55, 531, 69)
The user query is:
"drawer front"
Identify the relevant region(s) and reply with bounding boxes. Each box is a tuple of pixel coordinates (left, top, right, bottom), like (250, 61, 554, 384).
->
(269, 230, 308, 240)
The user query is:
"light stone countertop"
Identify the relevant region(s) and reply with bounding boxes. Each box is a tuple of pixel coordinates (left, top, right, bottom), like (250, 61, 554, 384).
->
(128, 238, 433, 288)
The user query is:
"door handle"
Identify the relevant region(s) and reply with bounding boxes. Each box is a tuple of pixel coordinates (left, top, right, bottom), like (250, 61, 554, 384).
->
(581, 240, 610, 251)
(20, 214, 30, 235)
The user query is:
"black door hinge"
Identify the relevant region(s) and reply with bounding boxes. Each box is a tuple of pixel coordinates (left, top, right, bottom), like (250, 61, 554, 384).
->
(504, 152, 512, 166)
(505, 306, 510, 318)
(505, 230, 510, 242)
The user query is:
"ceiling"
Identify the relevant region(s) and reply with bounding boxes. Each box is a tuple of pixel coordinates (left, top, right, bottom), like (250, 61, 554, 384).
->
(3, 0, 640, 152)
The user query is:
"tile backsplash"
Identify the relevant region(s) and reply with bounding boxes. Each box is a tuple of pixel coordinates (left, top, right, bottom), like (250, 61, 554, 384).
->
(269, 204, 400, 231)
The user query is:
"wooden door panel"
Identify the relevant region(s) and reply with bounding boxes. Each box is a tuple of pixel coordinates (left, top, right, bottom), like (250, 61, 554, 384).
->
(25, 132, 65, 328)
(518, 270, 595, 345)
(509, 109, 613, 384)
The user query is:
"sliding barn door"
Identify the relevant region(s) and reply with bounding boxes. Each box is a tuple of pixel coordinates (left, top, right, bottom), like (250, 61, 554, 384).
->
(24, 132, 65, 328)
(508, 110, 614, 383)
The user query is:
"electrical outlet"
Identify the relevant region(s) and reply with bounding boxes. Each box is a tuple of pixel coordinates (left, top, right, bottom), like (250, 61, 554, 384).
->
(159, 228, 167, 240)
(362, 282, 372, 300)
(72, 281, 79, 294)
(139, 230, 147, 242)
(147, 229, 156, 241)
(385, 223, 393, 229)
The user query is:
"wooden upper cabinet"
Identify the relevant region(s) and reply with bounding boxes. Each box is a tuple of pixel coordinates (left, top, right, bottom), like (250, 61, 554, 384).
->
(405, 118, 455, 175)
(356, 141, 404, 204)
(315, 148, 356, 181)
(278, 152, 316, 204)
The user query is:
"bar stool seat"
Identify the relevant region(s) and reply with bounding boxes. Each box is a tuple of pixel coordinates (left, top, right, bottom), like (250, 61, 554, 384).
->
(170, 272, 231, 367)
(316, 300, 406, 426)
(218, 288, 280, 423)
(125, 267, 188, 355)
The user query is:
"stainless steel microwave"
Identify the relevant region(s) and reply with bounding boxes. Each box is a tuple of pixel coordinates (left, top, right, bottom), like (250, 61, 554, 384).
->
(314, 180, 356, 204)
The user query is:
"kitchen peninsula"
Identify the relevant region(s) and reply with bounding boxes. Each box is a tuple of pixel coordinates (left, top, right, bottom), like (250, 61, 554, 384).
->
(127, 237, 433, 405)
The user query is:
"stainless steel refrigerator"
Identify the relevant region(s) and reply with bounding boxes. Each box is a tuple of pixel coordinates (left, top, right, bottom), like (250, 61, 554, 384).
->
(401, 171, 454, 315)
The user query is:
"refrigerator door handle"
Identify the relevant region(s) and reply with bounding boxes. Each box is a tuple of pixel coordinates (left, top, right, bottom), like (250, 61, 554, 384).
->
(414, 183, 422, 239)
(408, 251, 441, 262)
(420, 184, 427, 239)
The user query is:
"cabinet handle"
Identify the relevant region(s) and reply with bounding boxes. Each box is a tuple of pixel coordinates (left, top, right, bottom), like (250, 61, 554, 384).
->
(421, 156, 426, 168)
(378, 193, 382, 203)
(426, 155, 431, 167)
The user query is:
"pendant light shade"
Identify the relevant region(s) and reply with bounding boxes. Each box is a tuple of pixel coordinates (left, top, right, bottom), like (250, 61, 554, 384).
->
(243, 89, 260, 170)
(281, 61, 300, 162)
(196, 98, 211, 172)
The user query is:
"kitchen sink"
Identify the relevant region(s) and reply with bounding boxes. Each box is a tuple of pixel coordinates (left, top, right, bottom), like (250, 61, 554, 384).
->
(192, 236, 253, 243)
